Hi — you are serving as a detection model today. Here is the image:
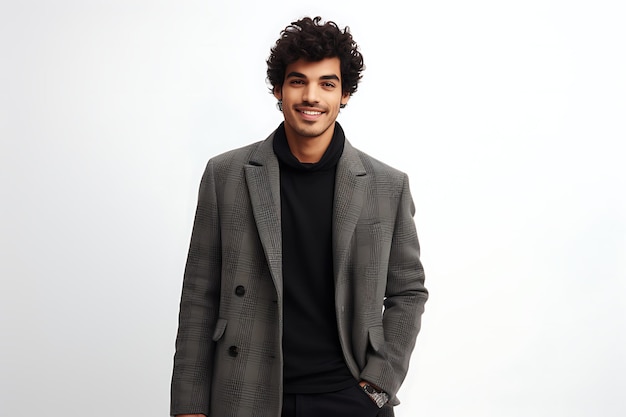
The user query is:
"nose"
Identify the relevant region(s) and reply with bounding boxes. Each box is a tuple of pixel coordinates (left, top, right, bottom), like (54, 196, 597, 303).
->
(302, 84, 320, 104)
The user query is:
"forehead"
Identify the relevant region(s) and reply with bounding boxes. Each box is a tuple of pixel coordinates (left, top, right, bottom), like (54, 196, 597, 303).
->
(285, 57, 342, 79)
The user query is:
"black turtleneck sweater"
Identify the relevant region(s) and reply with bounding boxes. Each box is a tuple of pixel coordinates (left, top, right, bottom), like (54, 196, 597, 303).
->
(273, 122, 355, 394)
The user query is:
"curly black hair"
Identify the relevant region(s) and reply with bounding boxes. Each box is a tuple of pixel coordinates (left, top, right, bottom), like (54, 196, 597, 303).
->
(266, 16, 365, 96)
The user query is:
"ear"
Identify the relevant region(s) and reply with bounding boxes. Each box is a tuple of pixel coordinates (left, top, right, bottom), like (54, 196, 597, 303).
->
(341, 91, 351, 106)
(273, 85, 282, 100)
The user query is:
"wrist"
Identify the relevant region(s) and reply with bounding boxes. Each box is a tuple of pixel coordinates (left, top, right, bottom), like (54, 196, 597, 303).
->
(359, 381, 389, 408)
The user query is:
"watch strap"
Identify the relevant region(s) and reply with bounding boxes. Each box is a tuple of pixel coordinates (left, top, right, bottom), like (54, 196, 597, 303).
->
(360, 383, 389, 408)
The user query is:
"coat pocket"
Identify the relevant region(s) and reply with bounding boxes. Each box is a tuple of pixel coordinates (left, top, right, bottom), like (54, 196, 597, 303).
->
(212, 318, 228, 341)
(367, 325, 385, 353)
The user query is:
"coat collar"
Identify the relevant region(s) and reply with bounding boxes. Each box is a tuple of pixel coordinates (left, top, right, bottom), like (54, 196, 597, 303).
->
(244, 131, 367, 295)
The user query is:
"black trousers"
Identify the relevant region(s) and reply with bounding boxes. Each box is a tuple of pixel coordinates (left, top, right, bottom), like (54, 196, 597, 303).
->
(281, 384, 381, 417)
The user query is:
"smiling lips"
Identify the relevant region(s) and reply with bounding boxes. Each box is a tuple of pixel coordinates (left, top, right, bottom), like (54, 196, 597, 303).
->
(298, 108, 324, 121)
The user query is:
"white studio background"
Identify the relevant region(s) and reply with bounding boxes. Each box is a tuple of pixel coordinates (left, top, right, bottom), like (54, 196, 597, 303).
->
(1, 1, 624, 416)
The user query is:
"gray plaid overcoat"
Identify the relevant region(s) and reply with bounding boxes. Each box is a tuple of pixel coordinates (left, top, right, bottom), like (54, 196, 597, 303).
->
(171, 130, 428, 417)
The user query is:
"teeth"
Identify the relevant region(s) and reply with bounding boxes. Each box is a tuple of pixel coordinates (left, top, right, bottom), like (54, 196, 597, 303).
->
(302, 110, 322, 115)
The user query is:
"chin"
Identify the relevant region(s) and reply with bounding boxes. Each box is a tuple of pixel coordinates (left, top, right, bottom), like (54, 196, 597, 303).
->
(297, 127, 327, 138)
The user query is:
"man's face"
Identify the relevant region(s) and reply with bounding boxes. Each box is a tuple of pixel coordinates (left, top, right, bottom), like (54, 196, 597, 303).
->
(274, 57, 350, 145)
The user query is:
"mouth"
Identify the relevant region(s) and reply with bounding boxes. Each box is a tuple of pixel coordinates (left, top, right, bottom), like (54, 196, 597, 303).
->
(297, 108, 325, 121)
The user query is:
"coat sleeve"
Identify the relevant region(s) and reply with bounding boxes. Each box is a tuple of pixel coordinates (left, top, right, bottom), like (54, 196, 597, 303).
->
(360, 173, 428, 403)
(170, 160, 222, 416)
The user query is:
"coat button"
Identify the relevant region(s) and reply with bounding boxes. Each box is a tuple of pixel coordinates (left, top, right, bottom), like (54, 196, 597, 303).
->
(235, 285, 246, 296)
(228, 346, 239, 357)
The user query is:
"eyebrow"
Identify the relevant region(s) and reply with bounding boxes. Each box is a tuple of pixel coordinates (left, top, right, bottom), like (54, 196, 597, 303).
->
(286, 71, 340, 81)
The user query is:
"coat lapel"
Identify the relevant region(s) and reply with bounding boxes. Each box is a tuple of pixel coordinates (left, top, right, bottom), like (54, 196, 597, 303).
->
(333, 140, 367, 280)
(244, 135, 283, 298)
(243, 135, 366, 297)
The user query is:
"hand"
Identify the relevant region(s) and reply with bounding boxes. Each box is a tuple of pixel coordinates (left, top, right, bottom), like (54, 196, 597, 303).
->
(359, 380, 382, 391)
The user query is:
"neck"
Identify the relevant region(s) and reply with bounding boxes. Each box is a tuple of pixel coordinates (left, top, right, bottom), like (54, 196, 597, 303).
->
(284, 123, 335, 163)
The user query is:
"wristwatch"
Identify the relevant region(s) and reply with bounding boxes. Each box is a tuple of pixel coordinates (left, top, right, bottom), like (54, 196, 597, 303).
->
(361, 383, 389, 408)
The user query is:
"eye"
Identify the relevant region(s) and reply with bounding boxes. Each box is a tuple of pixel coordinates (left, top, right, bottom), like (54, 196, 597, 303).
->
(289, 79, 305, 85)
(322, 82, 336, 88)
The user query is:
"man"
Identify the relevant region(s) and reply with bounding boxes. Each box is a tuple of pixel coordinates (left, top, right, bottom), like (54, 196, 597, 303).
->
(171, 16, 428, 417)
